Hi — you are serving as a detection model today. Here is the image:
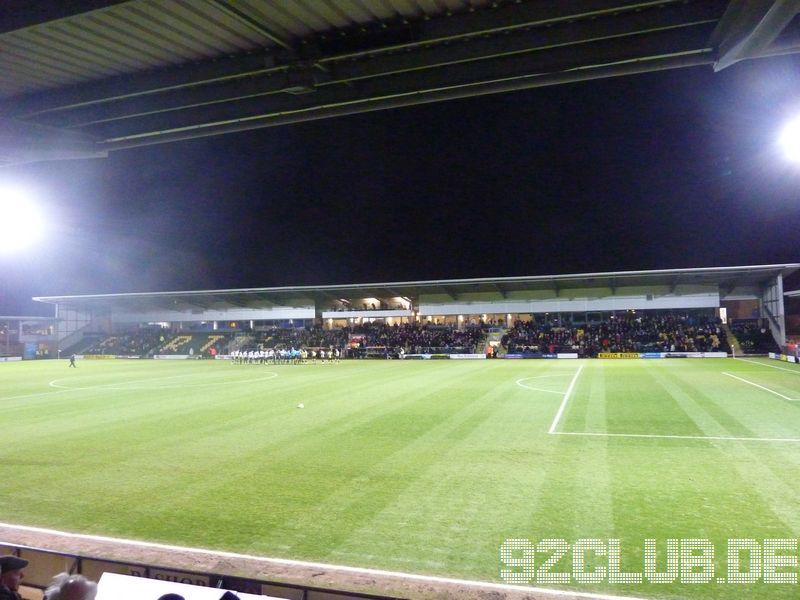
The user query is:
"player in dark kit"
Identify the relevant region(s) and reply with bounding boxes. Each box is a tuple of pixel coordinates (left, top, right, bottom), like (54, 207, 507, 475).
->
(69, 354, 77, 368)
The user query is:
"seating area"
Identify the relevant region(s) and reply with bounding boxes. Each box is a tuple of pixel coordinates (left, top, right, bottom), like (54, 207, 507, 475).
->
(76, 314, 760, 360)
(729, 319, 780, 354)
(502, 313, 729, 357)
(83, 331, 163, 356)
(251, 326, 349, 350)
(156, 333, 234, 356)
(349, 322, 487, 355)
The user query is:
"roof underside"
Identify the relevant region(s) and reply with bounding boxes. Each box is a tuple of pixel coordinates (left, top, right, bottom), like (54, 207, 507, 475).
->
(1, 0, 799, 164)
(32, 264, 800, 311)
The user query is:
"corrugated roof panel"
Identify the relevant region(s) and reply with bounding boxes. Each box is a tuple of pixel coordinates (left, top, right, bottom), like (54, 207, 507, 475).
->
(352, 0, 394, 21)
(35, 21, 150, 73)
(66, 14, 183, 66)
(168, 0, 273, 51)
(87, 9, 211, 62)
(383, 0, 423, 19)
(287, 1, 349, 31)
(238, 1, 323, 38)
(266, 0, 338, 33)
(370, 0, 407, 19)
(327, 0, 377, 25)
(414, 0, 447, 15)
(3, 31, 114, 77)
(115, 1, 241, 58)
(0, 37, 101, 83)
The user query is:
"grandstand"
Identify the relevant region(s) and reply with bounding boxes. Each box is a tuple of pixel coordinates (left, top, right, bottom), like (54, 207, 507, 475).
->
(26, 265, 800, 363)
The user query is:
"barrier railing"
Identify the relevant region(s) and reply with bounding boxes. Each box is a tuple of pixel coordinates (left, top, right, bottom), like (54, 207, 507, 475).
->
(0, 543, 404, 600)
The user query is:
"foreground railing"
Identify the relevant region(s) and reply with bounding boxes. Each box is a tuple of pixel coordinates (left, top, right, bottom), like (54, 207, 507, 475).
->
(0, 543, 404, 600)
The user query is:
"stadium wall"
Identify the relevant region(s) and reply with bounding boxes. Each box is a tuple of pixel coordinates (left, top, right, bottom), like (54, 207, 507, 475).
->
(112, 306, 315, 323)
(418, 290, 719, 316)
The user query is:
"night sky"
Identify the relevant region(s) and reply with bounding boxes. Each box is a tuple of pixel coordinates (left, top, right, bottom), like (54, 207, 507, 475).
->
(1, 54, 800, 316)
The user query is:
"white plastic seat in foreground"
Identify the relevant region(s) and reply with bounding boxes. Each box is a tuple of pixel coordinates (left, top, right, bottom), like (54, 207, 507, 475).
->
(96, 572, 286, 599)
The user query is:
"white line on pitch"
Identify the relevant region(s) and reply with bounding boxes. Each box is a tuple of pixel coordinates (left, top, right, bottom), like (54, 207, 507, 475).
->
(0, 388, 78, 402)
(733, 357, 800, 375)
(548, 364, 584, 434)
(552, 431, 800, 443)
(722, 372, 800, 401)
(514, 379, 565, 395)
(0, 522, 645, 600)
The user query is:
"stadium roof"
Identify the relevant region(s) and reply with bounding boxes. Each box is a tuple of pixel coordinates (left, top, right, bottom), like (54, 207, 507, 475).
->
(32, 263, 800, 311)
(2, 0, 799, 164)
(0, 316, 57, 321)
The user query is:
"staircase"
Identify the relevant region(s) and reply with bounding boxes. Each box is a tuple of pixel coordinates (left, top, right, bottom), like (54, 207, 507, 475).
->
(200, 334, 225, 353)
(721, 323, 741, 356)
(227, 334, 254, 353)
(161, 335, 192, 353)
(485, 326, 507, 357)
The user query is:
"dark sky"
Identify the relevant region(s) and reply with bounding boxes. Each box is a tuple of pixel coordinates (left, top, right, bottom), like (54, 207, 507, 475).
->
(2, 54, 800, 315)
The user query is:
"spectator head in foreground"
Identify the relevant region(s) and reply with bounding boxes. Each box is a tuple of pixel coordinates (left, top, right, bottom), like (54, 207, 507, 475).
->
(157, 594, 185, 600)
(43, 573, 97, 600)
(0, 555, 28, 595)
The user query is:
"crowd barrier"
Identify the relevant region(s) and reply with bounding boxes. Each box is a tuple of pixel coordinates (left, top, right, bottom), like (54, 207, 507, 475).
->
(598, 351, 727, 359)
(75, 355, 143, 360)
(97, 573, 270, 600)
(504, 353, 578, 359)
(769, 352, 799, 364)
(0, 356, 22, 362)
(0, 543, 401, 600)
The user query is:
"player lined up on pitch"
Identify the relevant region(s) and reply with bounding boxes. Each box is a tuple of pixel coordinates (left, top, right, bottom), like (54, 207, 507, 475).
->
(230, 347, 341, 364)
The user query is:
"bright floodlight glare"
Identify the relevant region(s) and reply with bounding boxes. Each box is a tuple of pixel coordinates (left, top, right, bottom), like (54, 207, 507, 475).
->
(0, 186, 44, 255)
(779, 116, 800, 162)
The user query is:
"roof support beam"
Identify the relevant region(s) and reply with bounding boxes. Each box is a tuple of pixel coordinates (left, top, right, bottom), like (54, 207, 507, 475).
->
(29, 1, 723, 130)
(92, 27, 716, 148)
(98, 52, 715, 151)
(710, 0, 800, 70)
(334, 0, 696, 60)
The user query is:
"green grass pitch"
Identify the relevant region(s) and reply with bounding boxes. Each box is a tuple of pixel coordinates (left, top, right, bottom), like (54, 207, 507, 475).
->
(2, 356, 800, 599)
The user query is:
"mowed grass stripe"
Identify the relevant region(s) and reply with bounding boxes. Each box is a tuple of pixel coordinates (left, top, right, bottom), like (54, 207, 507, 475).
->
(528, 362, 615, 550)
(569, 360, 705, 437)
(271, 365, 505, 565)
(327, 361, 579, 578)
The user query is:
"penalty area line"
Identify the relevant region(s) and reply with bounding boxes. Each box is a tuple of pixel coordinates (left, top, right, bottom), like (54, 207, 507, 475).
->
(722, 372, 800, 402)
(548, 364, 584, 434)
(0, 522, 645, 600)
(733, 357, 800, 375)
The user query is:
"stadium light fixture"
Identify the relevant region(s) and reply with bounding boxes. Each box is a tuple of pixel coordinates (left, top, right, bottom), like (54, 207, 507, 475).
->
(0, 185, 45, 255)
(779, 116, 800, 162)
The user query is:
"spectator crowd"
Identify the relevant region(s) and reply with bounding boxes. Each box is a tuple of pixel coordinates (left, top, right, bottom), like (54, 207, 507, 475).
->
(502, 313, 728, 357)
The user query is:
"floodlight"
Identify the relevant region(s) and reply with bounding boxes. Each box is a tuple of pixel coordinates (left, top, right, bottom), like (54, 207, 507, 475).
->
(779, 116, 800, 162)
(0, 185, 44, 255)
